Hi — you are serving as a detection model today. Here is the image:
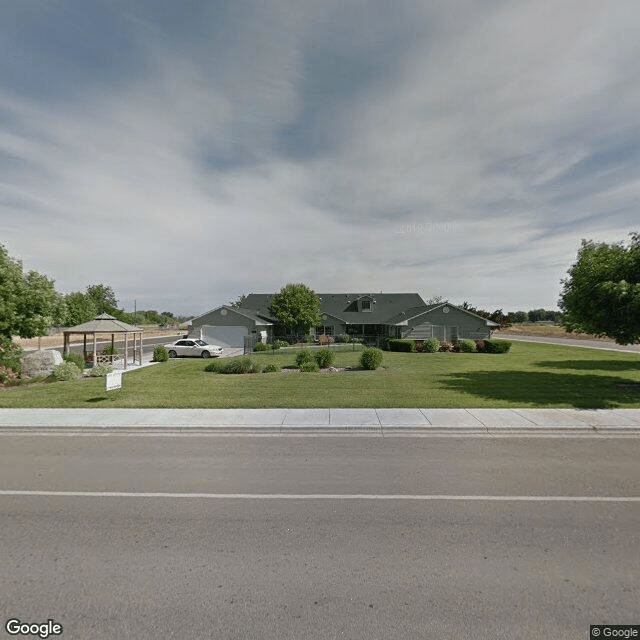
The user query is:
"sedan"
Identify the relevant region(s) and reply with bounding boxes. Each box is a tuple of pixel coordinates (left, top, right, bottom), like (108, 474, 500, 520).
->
(164, 339, 223, 358)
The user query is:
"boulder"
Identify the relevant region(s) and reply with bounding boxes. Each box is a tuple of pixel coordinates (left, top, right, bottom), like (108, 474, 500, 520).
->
(21, 349, 64, 377)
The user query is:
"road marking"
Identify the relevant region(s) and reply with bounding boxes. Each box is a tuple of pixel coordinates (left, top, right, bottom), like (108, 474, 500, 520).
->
(0, 490, 638, 502)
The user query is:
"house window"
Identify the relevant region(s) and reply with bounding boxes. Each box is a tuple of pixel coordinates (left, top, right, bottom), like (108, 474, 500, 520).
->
(315, 325, 334, 336)
(361, 299, 371, 311)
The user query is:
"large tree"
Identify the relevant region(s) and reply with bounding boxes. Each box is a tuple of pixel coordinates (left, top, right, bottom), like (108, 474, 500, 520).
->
(0, 244, 61, 340)
(269, 283, 322, 337)
(559, 233, 640, 344)
(86, 284, 119, 314)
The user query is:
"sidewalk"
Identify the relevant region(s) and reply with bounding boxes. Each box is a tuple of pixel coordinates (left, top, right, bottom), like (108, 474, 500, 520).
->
(1, 408, 640, 436)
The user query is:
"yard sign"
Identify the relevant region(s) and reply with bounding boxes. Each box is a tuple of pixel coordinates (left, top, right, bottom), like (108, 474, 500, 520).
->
(105, 371, 122, 391)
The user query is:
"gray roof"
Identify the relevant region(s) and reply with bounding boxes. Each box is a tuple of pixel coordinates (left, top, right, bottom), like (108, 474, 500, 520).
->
(64, 313, 140, 333)
(243, 292, 428, 325)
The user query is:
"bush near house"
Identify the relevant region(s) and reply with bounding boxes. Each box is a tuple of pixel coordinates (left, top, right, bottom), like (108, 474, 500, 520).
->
(483, 339, 512, 353)
(360, 347, 384, 370)
(153, 345, 169, 362)
(295, 349, 315, 367)
(270, 340, 289, 350)
(422, 338, 441, 353)
(205, 357, 260, 374)
(315, 347, 336, 368)
(439, 341, 454, 352)
(253, 342, 269, 351)
(460, 339, 477, 353)
(337, 334, 350, 343)
(386, 339, 416, 352)
(263, 362, 281, 373)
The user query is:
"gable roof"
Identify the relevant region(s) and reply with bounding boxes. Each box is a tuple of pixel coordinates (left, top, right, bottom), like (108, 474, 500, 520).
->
(188, 304, 273, 326)
(243, 292, 428, 325)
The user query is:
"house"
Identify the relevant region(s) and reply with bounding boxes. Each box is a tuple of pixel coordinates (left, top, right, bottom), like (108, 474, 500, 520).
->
(187, 293, 499, 347)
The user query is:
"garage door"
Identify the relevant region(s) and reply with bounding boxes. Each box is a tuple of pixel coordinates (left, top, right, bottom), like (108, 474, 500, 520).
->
(201, 325, 249, 348)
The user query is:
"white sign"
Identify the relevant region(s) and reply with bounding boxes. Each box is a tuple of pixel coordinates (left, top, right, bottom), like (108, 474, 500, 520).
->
(105, 371, 122, 391)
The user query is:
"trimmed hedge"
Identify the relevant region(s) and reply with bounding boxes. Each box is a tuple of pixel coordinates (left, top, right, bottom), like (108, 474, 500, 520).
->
(360, 347, 383, 370)
(315, 347, 335, 368)
(460, 339, 477, 353)
(387, 339, 416, 352)
(423, 338, 440, 353)
(484, 339, 512, 353)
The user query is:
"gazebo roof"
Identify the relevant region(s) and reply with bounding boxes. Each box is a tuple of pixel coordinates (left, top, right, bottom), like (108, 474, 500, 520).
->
(64, 313, 140, 333)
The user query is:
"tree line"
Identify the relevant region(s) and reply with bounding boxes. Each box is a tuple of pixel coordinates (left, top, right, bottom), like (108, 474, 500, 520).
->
(0, 244, 189, 362)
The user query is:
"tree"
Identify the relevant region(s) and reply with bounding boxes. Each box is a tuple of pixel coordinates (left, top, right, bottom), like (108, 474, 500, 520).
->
(228, 294, 247, 309)
(86, 284, 118, 314)
(0, 244, 61, 339)
(559, 233, 640, 344)
(269, 284, 323, 337)
(63, 291, 97, 326)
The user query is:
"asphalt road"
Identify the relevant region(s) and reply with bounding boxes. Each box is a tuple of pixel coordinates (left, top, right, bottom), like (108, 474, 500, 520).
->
(1, 436, 638, 639)
(497, 333, 640, 353)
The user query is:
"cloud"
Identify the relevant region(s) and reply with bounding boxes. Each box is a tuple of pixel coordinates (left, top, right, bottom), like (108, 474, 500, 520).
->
(1, 0, 639, 314)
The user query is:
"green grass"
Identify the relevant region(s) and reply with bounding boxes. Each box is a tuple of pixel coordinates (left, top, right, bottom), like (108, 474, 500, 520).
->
(1, 342, 639, 408)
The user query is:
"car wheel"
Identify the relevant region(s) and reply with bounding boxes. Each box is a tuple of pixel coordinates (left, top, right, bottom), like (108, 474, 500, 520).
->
(168, 350, 177, 358)
(201, 351, 211, 358)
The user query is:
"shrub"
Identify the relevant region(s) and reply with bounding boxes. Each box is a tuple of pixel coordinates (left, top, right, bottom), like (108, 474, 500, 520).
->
(300, 360, 319, 372)
(387, 339, 416, 352)
(205, 357, 260, 374)
(272, 339, 289, 349)
(317, 334, 335, 345)
(315, 347, 336, 368)
(51, 361, 82, 381)
(304, 334, 313, 343)
(460, 339, 477, 353)
(484, 339, 512, 354)
(0, 337, 23, 373)
(451, 341, 461, 353)
(89, 362, 113, 377)
(104, 344, 119, 355)
(360, 347, 383, 370)
(337, 334, 350, 343)
(153, 345, 169, 362)
(423, 338, 440, 353)
(439, 341, 453, 352)
(64, 352, 85, 370)
(263, 362, 281, 373)
(475, 339, 486, 352)
(295, 348, 315, 367)
(253, 342, 269, 351)
(351, 337, 362, 344)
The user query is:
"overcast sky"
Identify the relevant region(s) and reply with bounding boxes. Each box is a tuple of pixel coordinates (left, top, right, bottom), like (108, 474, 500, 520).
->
(1, 0, 639, 316)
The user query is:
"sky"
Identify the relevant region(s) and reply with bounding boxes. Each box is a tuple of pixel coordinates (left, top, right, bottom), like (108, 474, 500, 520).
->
(1, 0, 639, 316)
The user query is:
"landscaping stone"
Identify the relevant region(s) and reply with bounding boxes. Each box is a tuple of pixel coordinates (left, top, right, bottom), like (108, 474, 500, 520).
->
(21, 349, 63, 377)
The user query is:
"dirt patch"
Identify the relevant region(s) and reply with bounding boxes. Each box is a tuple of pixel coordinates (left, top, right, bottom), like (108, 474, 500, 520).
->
(495, 325, 614, 342)
(12, 328, 183, 350)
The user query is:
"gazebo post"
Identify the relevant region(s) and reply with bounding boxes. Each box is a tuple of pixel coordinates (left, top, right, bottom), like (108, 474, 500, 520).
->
(124, 333, 128, 369)
(93, 333, 97, 368)
(83, 334, 87, 362)
(111, 333, 115, 354)
(63, 333, 69, 357)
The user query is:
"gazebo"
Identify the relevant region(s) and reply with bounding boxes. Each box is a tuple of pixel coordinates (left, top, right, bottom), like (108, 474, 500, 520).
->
(63, 313, 144, 369)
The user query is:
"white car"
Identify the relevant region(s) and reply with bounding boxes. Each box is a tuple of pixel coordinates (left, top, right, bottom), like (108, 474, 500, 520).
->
(164, 339, 223, 358)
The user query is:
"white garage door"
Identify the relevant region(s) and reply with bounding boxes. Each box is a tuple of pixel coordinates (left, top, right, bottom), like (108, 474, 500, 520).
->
(201, 325, 249, 348)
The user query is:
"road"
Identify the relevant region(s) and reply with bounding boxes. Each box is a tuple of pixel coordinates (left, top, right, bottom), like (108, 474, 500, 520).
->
(1, 435, 638, 639)
(497, 333, 640, 353)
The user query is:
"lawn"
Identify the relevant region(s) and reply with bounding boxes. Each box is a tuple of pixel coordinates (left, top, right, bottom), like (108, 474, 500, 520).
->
(1, 342, 639, 408)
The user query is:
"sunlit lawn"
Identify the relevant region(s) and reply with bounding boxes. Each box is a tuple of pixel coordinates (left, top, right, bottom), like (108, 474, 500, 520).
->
(1, 342, 639, 408)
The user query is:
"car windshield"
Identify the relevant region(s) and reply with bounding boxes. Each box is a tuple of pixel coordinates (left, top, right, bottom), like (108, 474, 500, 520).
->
(195, 340, 206, 346)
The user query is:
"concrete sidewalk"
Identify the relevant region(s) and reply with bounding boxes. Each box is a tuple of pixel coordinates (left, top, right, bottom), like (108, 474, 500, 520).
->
(1, 408, 640, 436)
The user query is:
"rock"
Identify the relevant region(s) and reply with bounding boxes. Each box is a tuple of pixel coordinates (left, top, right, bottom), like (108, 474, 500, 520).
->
(21, 349, 64, 377)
